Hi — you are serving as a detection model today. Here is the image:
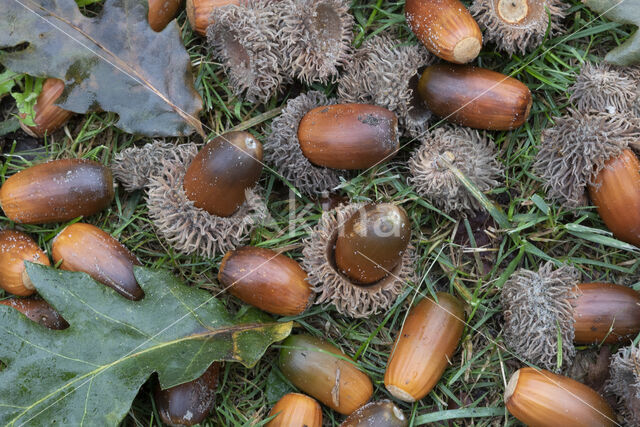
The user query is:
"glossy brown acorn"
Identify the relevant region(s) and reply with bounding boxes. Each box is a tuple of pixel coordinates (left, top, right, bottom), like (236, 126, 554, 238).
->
(588, 149, 640, 247)
(20, 78, 73, 139)
(278, 334, 373, 415)
(334, 204, 411, 285)
(148, 0, 183, 32)
(505, 367, 615, 426)
(51, 223, 143, 301)
(186, 0, 240, 35)
(155, 362, 220, 426)
(297, 104, 399, 170)
(417, 64, 533, 130)
(218, 246, 312, 316)
(405, 0, 482, 64)
(183, 131, 263, 217)
(340, 400, 408, 427)
(266, 393, 322, 427)
(0, 159, 114, 224)
(0, 230, 50, 296)
(0, 298, 68, 330)
(572, 282, 640, 344)
(384, 293, 465, 402)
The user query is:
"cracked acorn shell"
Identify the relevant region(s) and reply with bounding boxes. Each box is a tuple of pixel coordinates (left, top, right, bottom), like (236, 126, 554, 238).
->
(155, 362, 219, 426)
(266, 393, 322, 427)
(340, 400, 408, 427)
(334, 204, 411, 285)
(148, 0, 182, 31)
(51, 223, 143, 301)
(297, 104, 399, 170)
(0, 158, 114, 224)
(218, 247, 312, 316)
(588, 149, 640, 247)
(20, 78, 73, 139)
(384, 293, 465, 402)
(183, 131, 263, 217)
(0, 230, 50, 297)
(505, 367, 615, 426)
(0, 297, 68, 330)
(417, 64, 532, 130)
(405, 0, 482, 64)
(278, 334, 373, 415)
(186, 0, 240, 35)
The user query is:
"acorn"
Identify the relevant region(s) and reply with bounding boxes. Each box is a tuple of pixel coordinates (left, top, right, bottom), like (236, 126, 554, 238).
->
(417, 64, 532, 130)
(218, 246, 312, 316)
(278, 334, 373, 415)
(51, 223, 143, 301)
(334, 203, 411, 285)
(505, 367, 615, 426)
(155, 362, 219, 426)
(340, 400, 408, 427)
(266, 393, 322, 427)
(384, 293, 465, 402)
(183, 131, 263, 217)
(0, 230, 50, 296)
(19, 78, 73, 139)
(588, 149, 640, 247)
(186, 0, 239, 35)
(405, 0, 482, 64)
(0, 158, 114, 224)
(148, 0, 183, 32)
(0, 297, 68, 330)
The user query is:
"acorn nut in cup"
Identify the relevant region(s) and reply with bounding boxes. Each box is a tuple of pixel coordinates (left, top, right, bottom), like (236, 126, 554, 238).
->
(186, 0, 240, 36)
(0, 230, 50, 296)
(278, 334, 373, 415)
(340, 400, 408, 427)
(52, 223, 143, 300)
(0, 159, 114, 224)
(20, 78, 73, 139)
(0, 298, 68, 330)
(218, 246, 312, 316)
(405, 0, 482, 64)
(384, 293, 465, 402)
(148, 0, 183, 32)
(266, 393, 322, 427)
(505, 367, 615, 426)
(418, 64, 532, 130)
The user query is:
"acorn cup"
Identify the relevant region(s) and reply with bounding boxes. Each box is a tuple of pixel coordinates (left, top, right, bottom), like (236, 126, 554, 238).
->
(0, 158, 114, 224)
(405, 0, 482, 64)
(20, 78, 73, 139)
(218, 246, 312, 316)
(505, 367, 615, 426)
(570, 62, 639, 115)
(187, 0, 240, 35)
(0, 230, 50, 296)
(384, 293, 465, 402)
(607, 343, 640, 426)
(278, 334, 373, 415)
(417, 64, 532, 130)
(340, 400, 408, 427)
(154, 362, 220, 426)
(266, 393, 322, 427)
(0, 297, 68, 330)
(148, 0, 183, 32)
(51, 223, 143, 301)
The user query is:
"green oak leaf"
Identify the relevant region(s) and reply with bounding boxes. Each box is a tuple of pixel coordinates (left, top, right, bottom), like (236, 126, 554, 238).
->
(0, 263, 292, 426)
(583, 0, 640, 65)
(0, 0, 204, 137)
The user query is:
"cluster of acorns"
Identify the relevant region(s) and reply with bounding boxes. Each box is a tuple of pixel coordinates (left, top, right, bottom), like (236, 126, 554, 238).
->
(2, 0, 640, 426)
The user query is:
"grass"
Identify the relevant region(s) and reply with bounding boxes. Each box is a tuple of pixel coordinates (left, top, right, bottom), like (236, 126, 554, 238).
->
(1, 0, 639, 425)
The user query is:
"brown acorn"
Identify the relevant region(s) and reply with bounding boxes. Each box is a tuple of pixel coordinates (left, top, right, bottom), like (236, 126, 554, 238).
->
(405, 0, 482, 64)
(155, 362, 219, 426)
(186, 0, 240, 35)
(572, 282, 640, 344)
(384, 293, 465, 402)
(0, 297, 68, 330)
(334, 203, 411, 285)
(0, 230, 50, 296)
(588, 149, 640, 247)
(20, 78, 73, 139)
(0, 159, 114, 224)
(183, 131, 263, 217)
(297, 104, 399, 170)
(505, 367, 615, 426)
(51, 223, 143, 301)
(218, 246, 312, 316)
(340, 400, 408, 427)
(148, 0, 183, 32)
(266, 393, 322, 427)
(417, 64, 532, 130)
(278, 334, 373, 415)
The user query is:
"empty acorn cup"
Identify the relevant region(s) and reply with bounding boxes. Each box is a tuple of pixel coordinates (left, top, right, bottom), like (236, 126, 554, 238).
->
(0, 297, 68, 330)
(569, 61, 638, 114)
(0, 230, 50, 297)
(607, 343, 640, 425)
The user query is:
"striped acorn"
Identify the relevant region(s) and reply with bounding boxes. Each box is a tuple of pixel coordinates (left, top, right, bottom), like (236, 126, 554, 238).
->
(266, 393, 322, 427)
